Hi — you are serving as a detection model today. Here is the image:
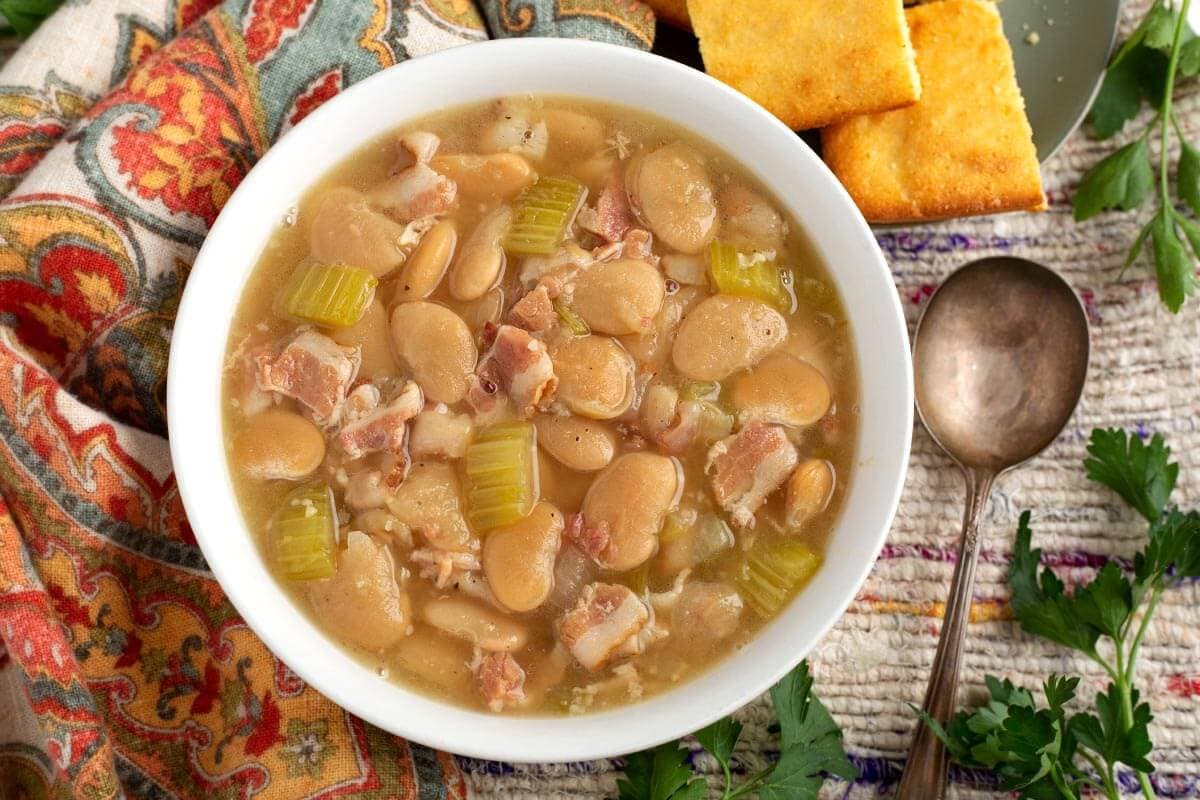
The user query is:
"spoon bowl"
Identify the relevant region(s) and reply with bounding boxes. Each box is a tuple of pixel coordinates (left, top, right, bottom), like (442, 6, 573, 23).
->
(897, 256, 1089, 799)
(914, 256, 1090, 473)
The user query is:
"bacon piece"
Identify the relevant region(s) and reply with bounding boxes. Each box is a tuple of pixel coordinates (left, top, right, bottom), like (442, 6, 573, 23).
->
(472, 324, 557, 418)
(372, 162, 457, 220)
(255, 329, 359, 427)
(557, 583, 651, 671)
(595, 172, 635, 241)
(337, 381, 423, 460)
(474, 651, 527, 712)
(706, 422, 798, 528)
(565, 514, 610, 564)
(508, 279, 561, 333)
(401, 130, 440, 164)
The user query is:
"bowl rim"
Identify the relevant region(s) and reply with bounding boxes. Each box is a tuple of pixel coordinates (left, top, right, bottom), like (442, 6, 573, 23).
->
(168, 37, 913, 763)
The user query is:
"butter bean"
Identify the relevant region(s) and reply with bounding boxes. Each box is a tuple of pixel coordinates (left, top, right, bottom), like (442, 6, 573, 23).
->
(483, 501, 564, 612)
(449, 206, 511, 301)
(390, 302, 476, 404)
(672, 295, 786, 380)
(232, 410, 325, 480)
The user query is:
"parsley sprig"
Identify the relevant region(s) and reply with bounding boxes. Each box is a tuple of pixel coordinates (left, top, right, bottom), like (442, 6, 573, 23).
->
(919, 428, 1200, 800)
(617, 661, 857, 800)
(1075, 0, 1200, 312)
(0, 0, 62, 35)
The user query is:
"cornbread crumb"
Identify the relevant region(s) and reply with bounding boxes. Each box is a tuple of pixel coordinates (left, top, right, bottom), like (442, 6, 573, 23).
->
(689, 0, 921, 131)
(822, 0, 1045, 223)
(1026, 31, 1040, 45)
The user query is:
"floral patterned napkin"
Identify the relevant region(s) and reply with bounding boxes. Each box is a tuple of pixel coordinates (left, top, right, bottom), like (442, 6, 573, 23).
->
(0, 1, 653, 797)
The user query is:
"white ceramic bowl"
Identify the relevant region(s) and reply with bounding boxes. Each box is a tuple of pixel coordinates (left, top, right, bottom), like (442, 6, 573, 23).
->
(169, 38, 912, 763)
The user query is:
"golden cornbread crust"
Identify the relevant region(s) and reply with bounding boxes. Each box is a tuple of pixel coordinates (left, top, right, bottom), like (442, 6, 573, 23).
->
(822, 0, 1046, 223)
(688, 0, 921, 131)
(646, 0, 691, 29)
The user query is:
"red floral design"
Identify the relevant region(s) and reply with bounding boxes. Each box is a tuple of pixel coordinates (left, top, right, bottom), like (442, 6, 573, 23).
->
(245, 0, 318, 63)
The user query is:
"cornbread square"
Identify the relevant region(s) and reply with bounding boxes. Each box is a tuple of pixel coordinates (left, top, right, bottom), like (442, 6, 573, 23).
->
(689, 0, 921, 131)
(645, 0, 691, 29)
(822, 0, 1046, 223)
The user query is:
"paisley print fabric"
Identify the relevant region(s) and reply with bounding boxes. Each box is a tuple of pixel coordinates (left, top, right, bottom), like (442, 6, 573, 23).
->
(0, 2, 653, 798)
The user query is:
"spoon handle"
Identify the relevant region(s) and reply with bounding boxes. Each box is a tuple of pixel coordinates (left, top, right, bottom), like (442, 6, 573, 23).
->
(895, 467, 996, 800)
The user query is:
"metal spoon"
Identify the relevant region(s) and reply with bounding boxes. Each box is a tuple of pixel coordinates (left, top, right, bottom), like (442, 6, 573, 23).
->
(895, 256, 1090, 799)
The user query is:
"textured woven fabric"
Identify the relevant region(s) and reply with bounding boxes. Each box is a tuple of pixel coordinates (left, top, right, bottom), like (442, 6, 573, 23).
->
(0, 1, 1197, 800)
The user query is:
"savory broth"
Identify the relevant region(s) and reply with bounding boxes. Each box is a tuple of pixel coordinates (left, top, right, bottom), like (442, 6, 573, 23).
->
(222, 97, 858, 715)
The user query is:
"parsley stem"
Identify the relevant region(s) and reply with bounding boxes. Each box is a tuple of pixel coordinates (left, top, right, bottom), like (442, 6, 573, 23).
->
(1080, 750, 1119, 799)
(1128, 585, 1165, 672)
(1160, 0, 1193, 213)
(725, 765, 774, 800)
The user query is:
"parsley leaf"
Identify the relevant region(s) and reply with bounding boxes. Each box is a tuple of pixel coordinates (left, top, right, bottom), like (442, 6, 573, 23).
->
(1137, 508, 1200, 588)
(1009, 512, 1102, 659)
(1079, 0, 1200, 313)
(617, 742, 707, 800)
(1084, 428, 1178, 522)
(693, 716, 741, 777)
(615, 661, 852, 800)
(924, 426, 1200, 800)
(769, 661, 857, 781)
(1071, 684, 1155, 775)
(1072, 140, 1154, 221)
(1179, 140, 1200, 215)
(0, 0, 63, 35)
(1150, 210, 1196, 311)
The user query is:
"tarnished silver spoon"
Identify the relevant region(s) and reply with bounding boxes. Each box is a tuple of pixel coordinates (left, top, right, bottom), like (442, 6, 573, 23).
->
(895, 256, 1090, 799)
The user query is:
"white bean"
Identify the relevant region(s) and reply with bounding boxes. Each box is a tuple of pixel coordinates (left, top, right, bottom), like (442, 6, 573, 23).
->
(449, 206, 511, 301)
(731, 352, 832, 427)
(310, 187, 407, 277)
(582, 452, 681, 571)
(393, 220, 456, 303)
(626, 142, 717, 253)
(534, 415, 618, 472)
(672, 295, 786, 380)
(570, 258, 665, 335)
(231, 410, 325, 480)
(330, 299, 395, 381)
(422, 597, 529, 652)
(784, 458, 835, 529)
(551, 335, 635, 419)
(390, 302, 476, 404)
(430, 153, 536, 203)
(483, 501, 564, 612)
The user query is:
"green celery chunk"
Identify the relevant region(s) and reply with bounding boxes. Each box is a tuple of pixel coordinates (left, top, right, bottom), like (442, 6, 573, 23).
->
(694, 400, 734, 444)
(553, 297, 591, 335)
(269, 483, 338, 581)
(736, 539, 821, 618)
(708, 240, 796, 312)
(276, 262, 378, 327)
(465, 421, 538, 531)
(679, 380, 721, 402)
(504, 176, 587, 255)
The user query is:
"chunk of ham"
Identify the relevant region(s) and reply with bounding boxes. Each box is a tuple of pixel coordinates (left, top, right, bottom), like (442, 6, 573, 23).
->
(370, 162, 457, 220)
(557, 583, 657, 671)
(255, 329, 359, 427)
(706, 422, 799, 528)
(474, 651, 527, 712)
(508, 279, 561, 333)
(401, 130, 441, 165)
(308, 531, 412, 651)
(471, 324, 557, 418)
(337, 381, 423, 460)
(583, 171, 635, 242)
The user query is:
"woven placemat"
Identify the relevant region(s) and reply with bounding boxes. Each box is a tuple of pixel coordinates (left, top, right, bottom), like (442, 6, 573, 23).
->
(460, 4, 1200, 798)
